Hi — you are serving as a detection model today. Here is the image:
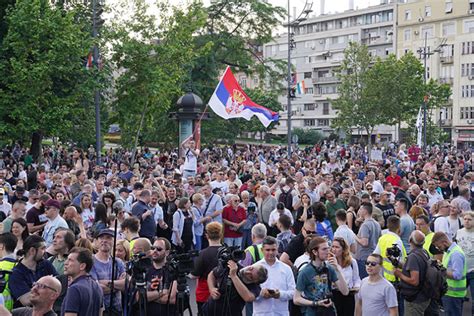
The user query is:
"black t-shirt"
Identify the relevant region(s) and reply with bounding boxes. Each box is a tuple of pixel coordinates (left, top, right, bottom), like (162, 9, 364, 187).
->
(141, 265, 175, 316)
(376, 203, 396, 228)
(203, 264, 261, 316)
(285, 233, 305, 263)
(192, 245, 220, 279)
(181, 211, 193, 242)
(157, 199, 177, 239)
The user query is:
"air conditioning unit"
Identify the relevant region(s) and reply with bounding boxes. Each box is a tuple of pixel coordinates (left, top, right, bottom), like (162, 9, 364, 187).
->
(414, 30, 420, 35)
(418, 17, 424, 22)
(469, 9, 474, 15)
(469, 74, 474, 80)
(467, 119, 473, 124)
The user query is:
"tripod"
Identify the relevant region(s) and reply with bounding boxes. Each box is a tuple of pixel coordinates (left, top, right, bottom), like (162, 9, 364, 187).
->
(124, 272, 148, 316)
(174, 273, 192, 316)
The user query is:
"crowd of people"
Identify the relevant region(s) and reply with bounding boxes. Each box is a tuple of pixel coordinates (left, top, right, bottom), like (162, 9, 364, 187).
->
(0, 140, 471, 316)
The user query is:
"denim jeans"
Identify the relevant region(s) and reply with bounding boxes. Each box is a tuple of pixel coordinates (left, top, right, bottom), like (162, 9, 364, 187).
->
(224, 237, 243, 249)
(441, 296, 464, 316)
(467, 271, 474, 315)
(194, 234, 202, 251)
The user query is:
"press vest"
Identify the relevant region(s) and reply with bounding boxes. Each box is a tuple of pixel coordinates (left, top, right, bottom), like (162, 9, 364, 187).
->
(378, 233, 406, 282)
(442, 244, 467, 298)
(423, 232, 434, 257)
(0, 257, 17, 311)
(245, 244, 263, 263)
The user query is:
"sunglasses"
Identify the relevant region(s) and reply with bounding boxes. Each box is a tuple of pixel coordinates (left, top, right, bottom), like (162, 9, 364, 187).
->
(304, 228, 316, 235)
(365, 261, 379, 267)
(151, 246, 164, 252)
(33, 282, 58, 292)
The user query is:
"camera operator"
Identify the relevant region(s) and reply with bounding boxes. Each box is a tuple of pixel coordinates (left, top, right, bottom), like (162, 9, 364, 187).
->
(394, 230, 431, 316)
(189, 222, 223, 316)
(204, 260, 268, 316)
(293, 236, 349, 316)
(142, 237, 177, 316)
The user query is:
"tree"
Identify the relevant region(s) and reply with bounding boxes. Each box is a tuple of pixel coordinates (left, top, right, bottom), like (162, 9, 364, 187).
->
(292, 128, 324, 145)
(107, 1, 208, 151)
(0, 0, 97, 159)
(332, 42, 384, 157)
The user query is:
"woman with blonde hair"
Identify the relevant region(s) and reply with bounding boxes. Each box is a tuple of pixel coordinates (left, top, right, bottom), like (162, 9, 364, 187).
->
(115, 239, 130, 262)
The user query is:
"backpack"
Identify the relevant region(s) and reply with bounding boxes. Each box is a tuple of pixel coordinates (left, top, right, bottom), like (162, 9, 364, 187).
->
(400, 250, 448, 302)
(278, 189, 294, 212)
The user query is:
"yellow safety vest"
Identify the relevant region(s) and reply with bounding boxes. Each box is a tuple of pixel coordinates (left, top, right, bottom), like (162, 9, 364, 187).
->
(245, 244, 263, 263)
(0, 258, 17, 311)
(377, 233, 406, 282)
(423, 232, 434, 257)
(442, 244, 467, 298)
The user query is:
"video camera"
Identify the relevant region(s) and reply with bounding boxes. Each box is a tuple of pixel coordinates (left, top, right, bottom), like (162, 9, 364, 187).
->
(127, 252, 153, 285)
(386, 243, 402, 267)
(217, 245, 245, 270)
(166, 250, 199, 279)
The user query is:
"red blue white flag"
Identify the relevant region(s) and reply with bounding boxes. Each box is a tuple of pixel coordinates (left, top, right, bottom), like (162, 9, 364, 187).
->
(208, 67, 279, 128)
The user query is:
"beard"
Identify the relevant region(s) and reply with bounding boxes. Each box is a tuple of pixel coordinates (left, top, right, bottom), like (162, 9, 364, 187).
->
(238, 266, 253, 284)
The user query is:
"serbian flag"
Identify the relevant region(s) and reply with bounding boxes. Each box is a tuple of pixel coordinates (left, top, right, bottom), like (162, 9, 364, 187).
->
(208, 67, 279, 128)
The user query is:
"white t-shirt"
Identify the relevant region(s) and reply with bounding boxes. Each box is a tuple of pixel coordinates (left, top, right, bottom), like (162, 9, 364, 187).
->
(433, 216, 453, 241)
(294, 253, 310, 271)
(455, 228, 474, 272)
(182, 148, 197, 172)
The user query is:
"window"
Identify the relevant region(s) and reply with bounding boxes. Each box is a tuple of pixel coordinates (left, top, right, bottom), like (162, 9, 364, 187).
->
(462, 64, 466, 77)
(304, 72, 312, 79)
(305, 87, 314, 94)
(461, 85, 474, 98)
(253, 78, 259, 85)
(405, 10, 412, 21)
(304, 103, 315, 111)
(464, 20, 474, 33)
(460, 107, 474, 119)
(425, 6, 431, 17)
(462, 42, 474, 54)
(442, 23, 455, 36)
(421, 26, 434, 38)
(270, 45, 277, 55)
(445, 0, 453, 14)
(304, 119, 315, 126)
(318, 119, 330, 126)
(323, 102, 330, 115)
(239, 76, 247, 87)
(385, 48, 393, 55)
(368, 49, 377, 57)
(471, 63, 474, 76)
(404, 29, 411, 41)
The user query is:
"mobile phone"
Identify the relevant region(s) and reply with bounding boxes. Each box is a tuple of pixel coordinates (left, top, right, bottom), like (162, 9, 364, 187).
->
(267, 289, 275, 295)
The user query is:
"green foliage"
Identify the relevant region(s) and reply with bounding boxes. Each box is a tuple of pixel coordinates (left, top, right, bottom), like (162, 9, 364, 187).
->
(0, 0, 97, 147)
(107, 0, 208, 148)
(292, 128, 324, 145)
(332, 42, 382, 151)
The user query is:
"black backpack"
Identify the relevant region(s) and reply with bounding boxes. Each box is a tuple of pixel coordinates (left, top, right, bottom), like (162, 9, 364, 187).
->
(278, 188, 294, 212)
(400, 250, 448, 302)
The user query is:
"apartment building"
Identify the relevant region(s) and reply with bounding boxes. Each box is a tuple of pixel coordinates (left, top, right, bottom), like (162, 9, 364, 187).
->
(264, 2, 399, 143)
(396, 0, 474, 148)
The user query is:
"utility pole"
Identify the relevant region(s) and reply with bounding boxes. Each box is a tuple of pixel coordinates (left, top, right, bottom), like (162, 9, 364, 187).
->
(286, 0, 313, 157)
(92, 0, 104, 165)
(417, 33, 446, 151)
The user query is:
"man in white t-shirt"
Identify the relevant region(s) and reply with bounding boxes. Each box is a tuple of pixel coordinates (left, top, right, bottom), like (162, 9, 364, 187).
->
(0, 188, 12, 219)
(210, 170, 229, 194)
(182, 138, 199, 179)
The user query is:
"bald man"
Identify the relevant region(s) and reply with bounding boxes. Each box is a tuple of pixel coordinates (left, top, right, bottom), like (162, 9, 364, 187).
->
(394, 230, 431, 315)
(131, 237, 152, 255)
(12, 275, 61, 316)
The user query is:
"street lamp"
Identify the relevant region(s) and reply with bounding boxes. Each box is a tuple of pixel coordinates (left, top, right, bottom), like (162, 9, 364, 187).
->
(286, 0, 313, 157)
(417, 34, 446, 151)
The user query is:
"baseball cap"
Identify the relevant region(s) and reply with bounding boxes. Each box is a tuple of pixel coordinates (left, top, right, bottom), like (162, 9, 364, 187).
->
(45, 199, 61, 210)
(97, 229, 115, 238)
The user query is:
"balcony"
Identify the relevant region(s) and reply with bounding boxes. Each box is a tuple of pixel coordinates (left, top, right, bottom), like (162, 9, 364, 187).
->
(439, 77, 454, 85)
(440, 56, 453, 64)
(312, 76, 338, 84)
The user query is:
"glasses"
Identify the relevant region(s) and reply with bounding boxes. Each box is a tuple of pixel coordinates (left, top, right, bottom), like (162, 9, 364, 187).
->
(32, 282, 58, 292)
(151, 246, 164, 252)
(304, 228, 316, 235)
(365, 261, 379, 267)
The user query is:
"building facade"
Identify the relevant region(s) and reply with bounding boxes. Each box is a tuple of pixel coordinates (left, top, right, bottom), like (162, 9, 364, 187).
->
(396, 0, 474, 148)
(264, 2, 399, 143)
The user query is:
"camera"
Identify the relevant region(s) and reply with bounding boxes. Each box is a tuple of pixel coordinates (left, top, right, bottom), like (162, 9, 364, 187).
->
(166, 250, 199, 279)
(386, 244, 401, 267)
(126, 252, 153, 287)
(217, 245, 245, 269)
